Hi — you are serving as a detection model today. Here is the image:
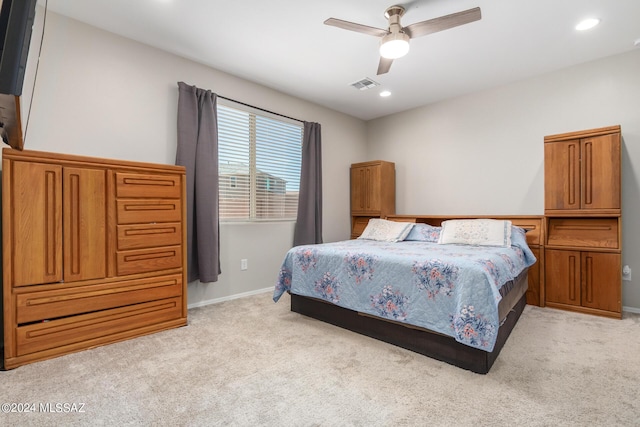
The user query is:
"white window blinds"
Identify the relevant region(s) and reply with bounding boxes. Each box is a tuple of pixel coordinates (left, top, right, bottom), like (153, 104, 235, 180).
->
(218, 103, 302, 221)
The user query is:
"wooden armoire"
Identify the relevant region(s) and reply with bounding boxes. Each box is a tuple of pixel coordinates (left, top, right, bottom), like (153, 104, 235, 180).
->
(350, 160, 395, 238)
(543, 125, 622, 318)
(2, 148, 188, 369)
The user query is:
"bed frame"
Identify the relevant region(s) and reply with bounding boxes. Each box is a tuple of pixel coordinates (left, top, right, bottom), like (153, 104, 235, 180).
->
(289, 215, 544, 374)
(291, 271, 526, 374)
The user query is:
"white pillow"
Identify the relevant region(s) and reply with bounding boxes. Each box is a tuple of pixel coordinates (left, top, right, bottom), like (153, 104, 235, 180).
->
(438, 219, 512, 247)
(358, 219, 414, 242)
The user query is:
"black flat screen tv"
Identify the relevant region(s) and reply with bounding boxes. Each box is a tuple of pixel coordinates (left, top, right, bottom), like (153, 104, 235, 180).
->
(0, 0, 37, 149)
(0, 0, 37, 96)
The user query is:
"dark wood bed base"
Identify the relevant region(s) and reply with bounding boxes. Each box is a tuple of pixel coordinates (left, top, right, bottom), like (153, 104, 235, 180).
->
(290, 268, 529, 374)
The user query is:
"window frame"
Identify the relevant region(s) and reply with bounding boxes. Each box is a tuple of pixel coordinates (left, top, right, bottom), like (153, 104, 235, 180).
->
(217, 99, 303, 223)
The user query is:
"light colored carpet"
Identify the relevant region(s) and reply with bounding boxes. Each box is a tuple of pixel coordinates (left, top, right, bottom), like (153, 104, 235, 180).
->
(1, 292, 639, 426)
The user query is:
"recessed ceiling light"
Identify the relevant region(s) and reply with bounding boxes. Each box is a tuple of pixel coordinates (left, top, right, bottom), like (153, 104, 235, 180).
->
(575, 18, 600, 31)
(380, 91, 391, 97)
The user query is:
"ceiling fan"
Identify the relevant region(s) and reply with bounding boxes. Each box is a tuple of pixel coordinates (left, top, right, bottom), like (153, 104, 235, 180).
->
(324, 5, 481, 75)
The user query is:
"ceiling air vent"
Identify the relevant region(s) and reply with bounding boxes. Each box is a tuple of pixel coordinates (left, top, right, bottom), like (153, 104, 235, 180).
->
(350, 77, 380, 90)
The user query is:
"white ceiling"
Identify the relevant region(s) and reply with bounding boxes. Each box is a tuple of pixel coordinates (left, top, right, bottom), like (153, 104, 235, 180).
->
(43, 0, 640, 121)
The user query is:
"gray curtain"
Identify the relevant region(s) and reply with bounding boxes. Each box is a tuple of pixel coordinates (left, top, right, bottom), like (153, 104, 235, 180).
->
(293, 121, 323, 246)
(175, 81, 221, 283)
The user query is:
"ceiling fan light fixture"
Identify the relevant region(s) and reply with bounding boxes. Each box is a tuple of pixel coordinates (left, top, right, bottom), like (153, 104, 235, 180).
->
(379, 32, 410, 59)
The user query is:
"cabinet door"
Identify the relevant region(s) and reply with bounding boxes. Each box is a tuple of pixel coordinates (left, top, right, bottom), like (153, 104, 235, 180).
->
(545, 249, 580, 306)
(581, 134, 620, 210)
(350, 166, 366, 213)
(10, 161, 62, 286)
(351, 165, 381, 214)
(365, 165, 382, 212)
(63, 167, 107, 282)
(545, 140, 580, 210)
(581, 252, 621, 312)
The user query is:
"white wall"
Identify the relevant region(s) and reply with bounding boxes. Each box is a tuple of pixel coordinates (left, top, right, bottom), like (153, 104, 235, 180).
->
(366, 49, 640, 312)
(21, 11, 368, 306)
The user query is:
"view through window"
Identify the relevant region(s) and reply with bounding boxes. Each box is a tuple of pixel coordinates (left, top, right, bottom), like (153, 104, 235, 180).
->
(218, 103, 303, 221)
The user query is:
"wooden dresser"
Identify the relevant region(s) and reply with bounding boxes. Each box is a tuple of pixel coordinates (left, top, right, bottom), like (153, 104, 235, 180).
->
(2, 148, 188, 369)
(543, 125, 622, 318)
(350, 160, 395, 238)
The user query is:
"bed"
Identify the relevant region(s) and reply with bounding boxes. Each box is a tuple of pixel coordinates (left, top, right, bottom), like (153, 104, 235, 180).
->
(273, 217, 539, 374)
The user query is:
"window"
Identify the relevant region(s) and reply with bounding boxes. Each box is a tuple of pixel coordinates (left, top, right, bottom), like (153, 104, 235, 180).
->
(218, 103, 303, 221)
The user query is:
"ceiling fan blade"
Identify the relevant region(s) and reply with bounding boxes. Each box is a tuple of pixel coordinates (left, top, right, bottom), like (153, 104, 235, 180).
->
(404, 7, 481, 38)
(377, 57, 393, 75)
(324, 18, 389, 37)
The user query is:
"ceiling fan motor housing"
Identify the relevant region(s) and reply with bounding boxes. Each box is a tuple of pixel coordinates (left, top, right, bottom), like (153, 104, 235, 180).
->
(384, 6, 406, 33)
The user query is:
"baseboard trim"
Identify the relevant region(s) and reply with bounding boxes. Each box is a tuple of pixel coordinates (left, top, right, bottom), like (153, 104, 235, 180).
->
(623, 306, 640, 315)
(187, 287, 274, 310)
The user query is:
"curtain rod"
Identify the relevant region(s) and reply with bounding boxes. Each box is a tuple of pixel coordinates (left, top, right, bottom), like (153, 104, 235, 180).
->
(217, 95, 305, 124)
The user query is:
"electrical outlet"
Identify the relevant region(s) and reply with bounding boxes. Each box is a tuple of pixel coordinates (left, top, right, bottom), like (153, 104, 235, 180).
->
(622, 265, 631, 281)
(241, 259, 248, 271)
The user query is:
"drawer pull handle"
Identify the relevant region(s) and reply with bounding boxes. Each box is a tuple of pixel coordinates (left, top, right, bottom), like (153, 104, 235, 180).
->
(122, 177, 176, 187)
(123, 251, 178, 262)
(553, 225, 612, 231)
(124, 204, 176, 211)
(124, 227, 177, 236)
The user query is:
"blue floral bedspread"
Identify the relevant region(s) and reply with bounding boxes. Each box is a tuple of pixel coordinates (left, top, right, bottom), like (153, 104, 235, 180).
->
(273, 229, 536, 352)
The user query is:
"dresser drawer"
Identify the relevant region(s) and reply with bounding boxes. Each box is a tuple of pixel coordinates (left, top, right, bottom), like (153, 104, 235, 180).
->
(117, 223, 182, 250)
(546, 217, 619, 249)
(16, 297, 183, 356)
(15, 274, 183, 324)
(116, 172, 181, 199)
(116, 246, 182, 276)
(117, 199, 182, 224)
(511, 218, 543, 246)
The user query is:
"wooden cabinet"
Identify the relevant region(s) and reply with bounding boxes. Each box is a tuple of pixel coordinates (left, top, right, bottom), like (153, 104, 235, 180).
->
(545, 131, 620, 213)
(543, 126, 622, 318)
(2, 149, 188, 369)
(350, 161, 395, 238)
(9, 161, 108, 287)
(545, 250, 620, 312)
